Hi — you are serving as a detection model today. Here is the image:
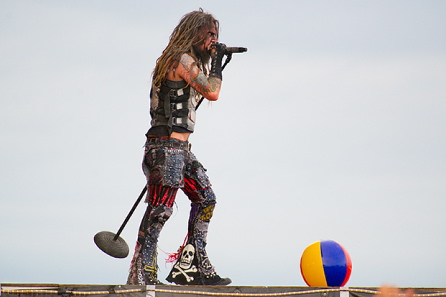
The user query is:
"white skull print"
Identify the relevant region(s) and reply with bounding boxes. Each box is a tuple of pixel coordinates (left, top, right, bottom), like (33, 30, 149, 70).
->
(179, 244, 195, 270)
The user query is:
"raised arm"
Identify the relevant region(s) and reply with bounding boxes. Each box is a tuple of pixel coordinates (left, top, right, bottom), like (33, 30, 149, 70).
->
(176, 53, 222, 101)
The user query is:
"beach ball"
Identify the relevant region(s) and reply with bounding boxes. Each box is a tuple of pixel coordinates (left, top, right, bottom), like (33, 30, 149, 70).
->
(300, 240, 352, 287)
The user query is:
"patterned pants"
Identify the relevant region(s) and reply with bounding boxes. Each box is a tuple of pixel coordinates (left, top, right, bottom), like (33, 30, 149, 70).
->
(127, 138, 217, 285)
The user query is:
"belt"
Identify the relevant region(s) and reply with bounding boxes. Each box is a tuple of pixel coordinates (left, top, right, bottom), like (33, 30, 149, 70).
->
(146, 137, 191, 151)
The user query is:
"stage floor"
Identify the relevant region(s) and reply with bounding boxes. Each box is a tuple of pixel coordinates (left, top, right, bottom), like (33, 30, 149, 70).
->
(2, 284, 446, 297)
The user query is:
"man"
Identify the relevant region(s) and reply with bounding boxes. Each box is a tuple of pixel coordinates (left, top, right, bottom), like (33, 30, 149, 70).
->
(126, 9, 231, 286)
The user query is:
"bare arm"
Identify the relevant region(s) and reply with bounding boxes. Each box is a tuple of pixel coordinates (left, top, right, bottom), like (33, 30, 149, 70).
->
(175, 53, 221, 101)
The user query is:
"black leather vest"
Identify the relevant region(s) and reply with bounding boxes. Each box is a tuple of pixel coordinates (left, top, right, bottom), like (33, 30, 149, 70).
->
(149, 79, 198, 133)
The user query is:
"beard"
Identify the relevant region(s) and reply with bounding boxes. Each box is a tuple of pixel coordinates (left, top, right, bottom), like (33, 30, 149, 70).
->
(193, 43, 211, 66)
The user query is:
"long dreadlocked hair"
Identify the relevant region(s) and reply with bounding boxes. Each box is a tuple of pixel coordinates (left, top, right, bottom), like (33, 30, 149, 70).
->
(152, 8, 220, 88)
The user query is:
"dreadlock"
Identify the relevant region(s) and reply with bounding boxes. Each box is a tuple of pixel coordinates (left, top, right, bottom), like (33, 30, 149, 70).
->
(152, 8, 220, 87)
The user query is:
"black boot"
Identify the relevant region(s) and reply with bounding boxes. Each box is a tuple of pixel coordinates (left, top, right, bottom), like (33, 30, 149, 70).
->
(200, 274, 232, 286)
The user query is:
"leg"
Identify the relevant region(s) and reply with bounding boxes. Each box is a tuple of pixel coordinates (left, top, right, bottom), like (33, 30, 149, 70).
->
(166, 154, 231, 285)
(127, 143, 185, 285)
(127, 193, 175, 285)
(183, 177, 217, 279)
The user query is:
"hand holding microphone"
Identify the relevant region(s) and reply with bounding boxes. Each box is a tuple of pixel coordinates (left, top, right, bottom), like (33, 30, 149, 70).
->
(209, 42, 248, 80)
(211, 43, 248, 55)
(198, 43, 248, 110)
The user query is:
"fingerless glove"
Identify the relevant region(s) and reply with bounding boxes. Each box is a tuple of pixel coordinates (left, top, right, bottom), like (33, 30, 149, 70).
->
(209, 43, 226, 80)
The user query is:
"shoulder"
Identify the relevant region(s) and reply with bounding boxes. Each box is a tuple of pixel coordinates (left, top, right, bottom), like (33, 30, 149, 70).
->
(178, 53, 198, 71)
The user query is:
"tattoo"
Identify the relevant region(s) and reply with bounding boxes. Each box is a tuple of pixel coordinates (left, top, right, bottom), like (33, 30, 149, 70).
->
(179, 54, 221, 95)
(207, 76, 221, 92)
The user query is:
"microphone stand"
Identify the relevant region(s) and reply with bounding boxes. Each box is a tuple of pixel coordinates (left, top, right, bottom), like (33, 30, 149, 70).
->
(195, 53, 232, 110)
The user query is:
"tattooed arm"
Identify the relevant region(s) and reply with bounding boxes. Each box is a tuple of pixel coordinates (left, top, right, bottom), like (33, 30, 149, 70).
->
(172, 53, 222, 101)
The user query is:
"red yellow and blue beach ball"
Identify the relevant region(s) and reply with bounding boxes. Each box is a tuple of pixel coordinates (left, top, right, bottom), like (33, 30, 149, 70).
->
(300, 240, 352, 287)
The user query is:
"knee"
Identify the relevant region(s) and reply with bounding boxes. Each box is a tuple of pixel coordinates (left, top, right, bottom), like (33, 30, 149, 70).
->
(199, 199, 216, 222)
(149, 205, 173, 226)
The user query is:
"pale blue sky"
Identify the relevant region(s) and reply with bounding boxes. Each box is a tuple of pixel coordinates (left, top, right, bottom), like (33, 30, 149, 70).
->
(1, 0, 445, 287)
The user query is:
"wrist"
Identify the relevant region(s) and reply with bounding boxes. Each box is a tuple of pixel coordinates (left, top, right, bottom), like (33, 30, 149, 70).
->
(209, 55, 223, 80)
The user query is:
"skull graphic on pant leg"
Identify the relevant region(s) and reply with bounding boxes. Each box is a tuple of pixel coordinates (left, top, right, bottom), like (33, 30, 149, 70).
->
(171, 244, 198, 282)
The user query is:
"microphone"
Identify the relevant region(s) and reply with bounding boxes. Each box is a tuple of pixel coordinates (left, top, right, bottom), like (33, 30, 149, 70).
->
(225, 47, 248, 54)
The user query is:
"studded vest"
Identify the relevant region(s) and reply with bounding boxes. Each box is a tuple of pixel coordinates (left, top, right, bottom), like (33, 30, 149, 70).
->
(149, 79, 199, 134)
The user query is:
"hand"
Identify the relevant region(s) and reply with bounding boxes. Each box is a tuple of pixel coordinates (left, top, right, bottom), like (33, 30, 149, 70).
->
(209, 43, 226, 80)
(210, 42, 227, 60)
